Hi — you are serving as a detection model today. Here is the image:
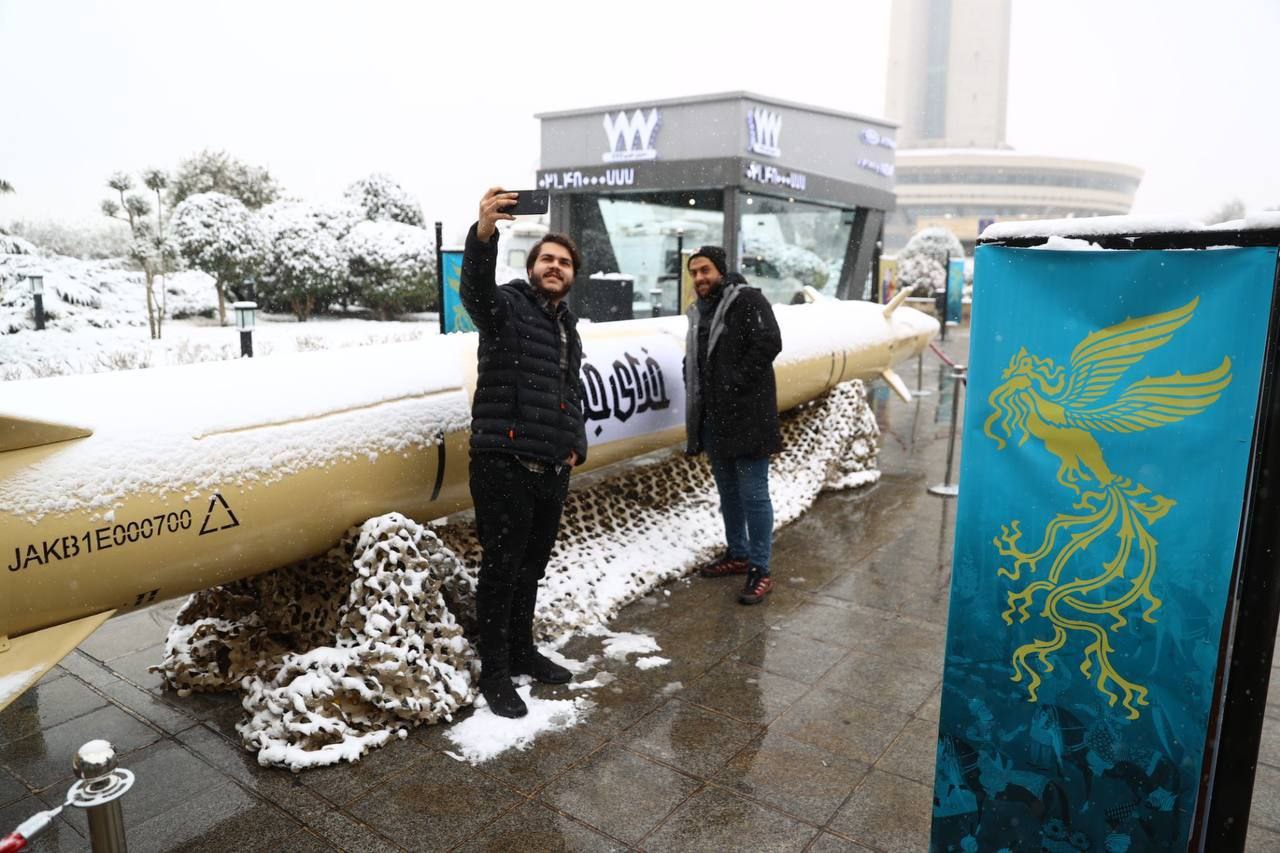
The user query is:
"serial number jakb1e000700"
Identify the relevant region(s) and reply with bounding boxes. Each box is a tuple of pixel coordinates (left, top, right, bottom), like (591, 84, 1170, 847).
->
(7, 509, 194, 572)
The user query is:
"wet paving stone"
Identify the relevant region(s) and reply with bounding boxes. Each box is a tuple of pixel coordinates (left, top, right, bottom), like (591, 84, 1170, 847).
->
(731, 630, 849, 685)
(773, 600, 898, 652)
(175, 723, 338, 824)
(76, 609, 173, 663)
(103, 643, 168, 693)
(805, 831, 878, 852)
(345, 749, 522, 852)
(639, 784, 817, 852)
(1252, 764, 1280, 833)
(100, 680, 198, 736)
(772, 687, 909, 766)
(454, 799, 628, 852)
(0, 673, 109, 744)
(55, 650, 121, 688)
(816, 650, 941, 716)
(305, 808, 403, 852)
(619, 699, 763, 779)
(276, 829, 341, 852)
(468, 724, 607, 796)
(875, 717, 939, 788)
(1247, 824, 1280, 852)
(125, 779, 301, 853)
(539, 745, 700, 845)
(574, 675, 673, 739)
(713, 729, 870, 825)
(680, 658, 809, 725)
(3, 704, 161, 790)
(298, 730, 427, 808)
(829, 769, 932, 852)
(0, 766, 28, 807)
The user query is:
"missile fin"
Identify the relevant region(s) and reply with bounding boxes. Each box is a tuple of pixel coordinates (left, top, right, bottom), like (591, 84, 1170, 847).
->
(880, 368, 913, 403)
(0, 610, 115, 712)
(0, 417, 93, 454)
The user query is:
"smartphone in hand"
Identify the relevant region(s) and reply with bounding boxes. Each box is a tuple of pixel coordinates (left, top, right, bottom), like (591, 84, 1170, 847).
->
(503, 189, 549, 216)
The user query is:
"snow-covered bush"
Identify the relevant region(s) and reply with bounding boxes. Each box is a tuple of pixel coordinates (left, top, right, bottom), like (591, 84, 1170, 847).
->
(743, 237, 830, 290)
(169, 149, 280, 210)
(898, 227, 964, 297)
(4, 220, 131, 259)
(344, 173, 426, 227)
(171, 192, 264, 325)
(255, 202, 356, 321)
(343, 220, 437, 319)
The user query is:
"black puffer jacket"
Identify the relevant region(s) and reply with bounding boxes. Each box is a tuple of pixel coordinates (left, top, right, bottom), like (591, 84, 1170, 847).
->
(684, 276, 783, 458)
(460, 224, 588, 465)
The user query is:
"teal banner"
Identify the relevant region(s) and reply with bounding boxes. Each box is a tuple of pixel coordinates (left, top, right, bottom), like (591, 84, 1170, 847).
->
(946, 257, 963, 326)
(933, 246, 1279, 851)
(440, 250, 475, 333)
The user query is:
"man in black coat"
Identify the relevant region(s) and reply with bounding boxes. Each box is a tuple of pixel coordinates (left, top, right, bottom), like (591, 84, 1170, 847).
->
(683, 246, 783, 604)
(460, 187, 588, 717)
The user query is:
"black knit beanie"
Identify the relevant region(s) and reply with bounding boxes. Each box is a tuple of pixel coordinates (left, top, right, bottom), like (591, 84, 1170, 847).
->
(689, 245, 727, 277)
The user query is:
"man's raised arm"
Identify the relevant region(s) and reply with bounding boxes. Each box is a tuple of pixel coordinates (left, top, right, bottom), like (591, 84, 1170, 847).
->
(460, 187, 517, 335)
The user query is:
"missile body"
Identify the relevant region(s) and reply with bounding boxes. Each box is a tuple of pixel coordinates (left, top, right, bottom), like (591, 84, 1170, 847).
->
(0, 300, 937, 703)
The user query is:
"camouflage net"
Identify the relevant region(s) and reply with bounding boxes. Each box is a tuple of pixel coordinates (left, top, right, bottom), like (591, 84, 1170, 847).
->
(156, 380, 878, 770)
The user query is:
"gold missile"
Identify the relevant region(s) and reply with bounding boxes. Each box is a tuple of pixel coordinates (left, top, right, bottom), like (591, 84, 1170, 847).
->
(0, 298, 937, 708)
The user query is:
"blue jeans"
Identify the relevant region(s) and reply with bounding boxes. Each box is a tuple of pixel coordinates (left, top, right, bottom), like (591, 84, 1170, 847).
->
(703, 423, 773, 573)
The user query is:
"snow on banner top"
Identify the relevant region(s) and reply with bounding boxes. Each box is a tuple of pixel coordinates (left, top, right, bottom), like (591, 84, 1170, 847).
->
(981, 211, 1280, 243)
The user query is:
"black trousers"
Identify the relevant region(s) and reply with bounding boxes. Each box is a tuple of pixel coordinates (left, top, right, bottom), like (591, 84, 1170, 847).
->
(469, 452, 570, 678)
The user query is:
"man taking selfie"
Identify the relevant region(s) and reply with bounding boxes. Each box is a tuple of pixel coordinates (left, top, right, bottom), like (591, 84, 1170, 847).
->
(461, 187, 587, 717)
(683, 246, 783, 604)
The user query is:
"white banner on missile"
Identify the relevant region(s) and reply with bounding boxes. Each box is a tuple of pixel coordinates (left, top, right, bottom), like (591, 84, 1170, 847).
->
(578, 333, 685, 446)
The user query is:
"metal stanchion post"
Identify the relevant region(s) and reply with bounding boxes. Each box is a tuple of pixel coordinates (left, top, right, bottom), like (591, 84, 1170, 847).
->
(650, 287, 663, 318)
(70, 740, 134, 853)
(909, 350, 933, 397)
(928, 364, 967, 497)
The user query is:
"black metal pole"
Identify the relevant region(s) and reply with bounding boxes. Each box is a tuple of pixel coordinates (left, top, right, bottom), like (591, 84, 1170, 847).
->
(33, 294, 45, 331)
(435, 221, 445, 335)
(1197, 258, 1280, 852)
(239, 330, 253, 358)
(675, 231, 685, 314)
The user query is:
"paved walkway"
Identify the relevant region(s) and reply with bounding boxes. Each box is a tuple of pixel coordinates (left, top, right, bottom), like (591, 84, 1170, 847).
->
(4, 327, 1280, 851)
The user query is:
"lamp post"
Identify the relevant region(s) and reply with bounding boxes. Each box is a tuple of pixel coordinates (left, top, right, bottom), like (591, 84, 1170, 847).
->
(28, 275, 45, 331)
(674, 227, 685, 314)
(233, 301, 257, 358)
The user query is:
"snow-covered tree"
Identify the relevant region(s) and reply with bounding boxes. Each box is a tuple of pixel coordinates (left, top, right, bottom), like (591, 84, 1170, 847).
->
(343, 173, 426, 227)
(343, 220, 437, 319)
(101, 169, 172, 338)
(898, 227, 964, 297)
(255, 201, 355, 321)
(1204, 197, 1246, 226)
(172, 192, 264, 325)
(0, 180, 13, 194)
(169, 150, 280, 210)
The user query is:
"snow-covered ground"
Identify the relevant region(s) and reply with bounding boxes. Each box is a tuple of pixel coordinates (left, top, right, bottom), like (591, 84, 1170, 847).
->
(0, 241, 439, 380)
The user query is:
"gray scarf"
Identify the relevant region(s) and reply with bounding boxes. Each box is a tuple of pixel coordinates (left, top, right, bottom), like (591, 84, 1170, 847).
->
(684, 283, 742, 453)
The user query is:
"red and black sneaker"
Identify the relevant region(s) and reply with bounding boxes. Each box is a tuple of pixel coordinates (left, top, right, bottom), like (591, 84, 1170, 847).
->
(699, 554, 750, 578)
(739, 568, 774, 605)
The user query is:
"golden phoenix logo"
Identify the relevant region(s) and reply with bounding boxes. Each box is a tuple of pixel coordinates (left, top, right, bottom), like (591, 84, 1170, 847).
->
(982, 297, 1231, 719)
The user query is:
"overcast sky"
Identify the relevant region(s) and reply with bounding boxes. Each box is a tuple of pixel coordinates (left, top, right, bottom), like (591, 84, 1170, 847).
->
(1, 0, 1276, 238)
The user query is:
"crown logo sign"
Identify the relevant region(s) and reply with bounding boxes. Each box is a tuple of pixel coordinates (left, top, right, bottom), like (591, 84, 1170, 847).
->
(602, 109, 661, 163)
(747, 107, 783, 158)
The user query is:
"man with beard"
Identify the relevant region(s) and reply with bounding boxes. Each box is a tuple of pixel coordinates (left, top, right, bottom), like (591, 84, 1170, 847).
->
(460, 187, 588, 717)
(684, 246, 783, 604)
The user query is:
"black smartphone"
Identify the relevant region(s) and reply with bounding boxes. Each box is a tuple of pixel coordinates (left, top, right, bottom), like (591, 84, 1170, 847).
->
(503, 189, 549, 216)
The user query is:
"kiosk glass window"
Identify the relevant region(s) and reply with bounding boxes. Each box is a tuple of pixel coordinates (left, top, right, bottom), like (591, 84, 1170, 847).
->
(596, 194, 724, 315)
(739, 194, 853, 304)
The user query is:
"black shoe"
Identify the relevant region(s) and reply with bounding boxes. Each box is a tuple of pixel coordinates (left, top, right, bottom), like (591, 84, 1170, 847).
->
(511, 649, 573, 684)
(699, 554, 750, 578)
(479, 675, 528, 718)
(739, 567, 774, 605)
